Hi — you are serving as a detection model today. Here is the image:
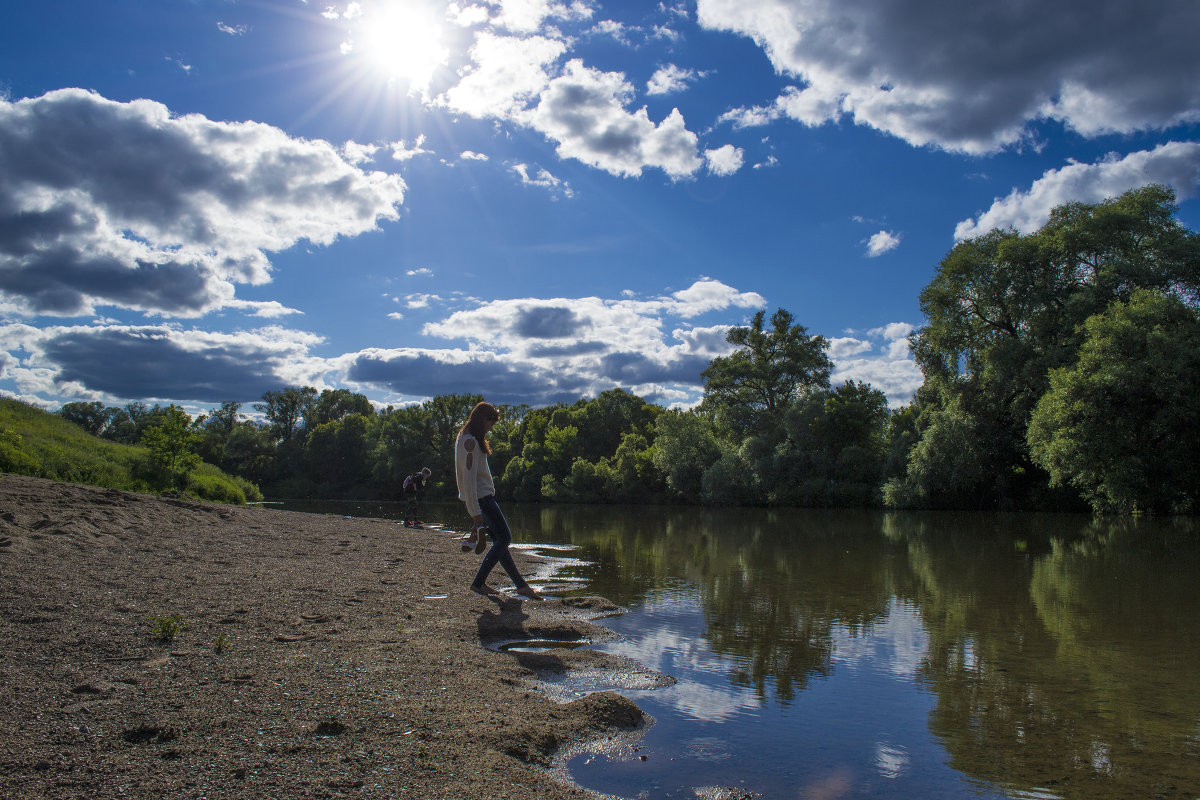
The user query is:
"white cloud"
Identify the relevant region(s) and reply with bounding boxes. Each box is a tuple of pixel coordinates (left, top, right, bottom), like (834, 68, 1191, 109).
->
(217, 22, 249, 35)
(828, 337, 873, 358)
(460, 150, 490, 161)
(666, 278, 764, 317)
(342, 140, 380, 164)
(866, 230, 900, 257)
(510, 163, 574, 198)
(698, 0, 1200, 154)
(381, 278, 763, 404)
(829, 323, 920, 406)
(954, 141, 1200, 239)
(869, 322, 914, 341)
(591, 19, 634, 45)
(488, 0, 594, 34)
(526, 59, 703, 179)
(450, 3, 491, 26)
(439, 31, 566, 118)
(705, 144, 744, 176)
(390, 135, 434, 161)
(0, 89, 406, 319)
(646, 64, 697, 95)
(406, 293, 443, 309)
(406, 267, 434, 277)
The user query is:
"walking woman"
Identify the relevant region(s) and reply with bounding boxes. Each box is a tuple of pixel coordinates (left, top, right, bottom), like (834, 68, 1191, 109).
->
(455, 401, 542, 600)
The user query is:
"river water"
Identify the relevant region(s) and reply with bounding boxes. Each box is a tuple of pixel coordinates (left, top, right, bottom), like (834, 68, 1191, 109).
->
(276, 500, 1200, 799)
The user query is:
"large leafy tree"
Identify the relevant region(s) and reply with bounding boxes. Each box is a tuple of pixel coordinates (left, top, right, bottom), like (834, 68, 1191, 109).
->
(255, 386, 317, 444)
(702, 308, 832, 435)
(58, 401, 108, 436)
(313, 389, 373, 426)
(900, 185, 1200, 509)
(1028, 290, 1200, 514)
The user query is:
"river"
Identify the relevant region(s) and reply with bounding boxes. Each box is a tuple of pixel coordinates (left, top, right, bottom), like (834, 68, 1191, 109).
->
(276, 500, 1200, 799)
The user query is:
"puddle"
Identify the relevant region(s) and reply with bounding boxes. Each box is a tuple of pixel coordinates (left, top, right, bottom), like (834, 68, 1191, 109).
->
(494, 637, 591, 654)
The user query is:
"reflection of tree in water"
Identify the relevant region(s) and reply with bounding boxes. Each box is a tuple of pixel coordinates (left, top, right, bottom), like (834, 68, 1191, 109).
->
(522, 504, 1200, 796)
(699, 511, 903, 705)
(526, 504, 903, 705)
(890, 512, 1200, 799)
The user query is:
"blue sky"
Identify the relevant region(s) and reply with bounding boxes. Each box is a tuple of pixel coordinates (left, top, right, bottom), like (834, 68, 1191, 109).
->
(2, 0, 1199, 415)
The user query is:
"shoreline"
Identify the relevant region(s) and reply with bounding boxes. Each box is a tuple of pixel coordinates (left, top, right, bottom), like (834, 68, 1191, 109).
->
(0, 474, 667, 799)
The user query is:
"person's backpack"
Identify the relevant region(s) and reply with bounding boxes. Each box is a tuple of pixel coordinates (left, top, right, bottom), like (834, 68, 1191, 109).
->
(402, 474, 417, 492)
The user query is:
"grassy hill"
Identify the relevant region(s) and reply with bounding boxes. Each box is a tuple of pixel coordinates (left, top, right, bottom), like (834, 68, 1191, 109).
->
(0, 397, 258, 503)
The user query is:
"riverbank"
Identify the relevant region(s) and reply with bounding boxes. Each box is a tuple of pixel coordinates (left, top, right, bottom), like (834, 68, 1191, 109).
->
(0, 474, 664, 799)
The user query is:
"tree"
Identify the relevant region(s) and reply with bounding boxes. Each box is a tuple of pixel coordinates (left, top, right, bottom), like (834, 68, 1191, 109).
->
(702, 308, 833, 433)
(313, 389, 373, 426)
(1027, 290, 1200, 514)
(206, 401, 242, 434)
(901, 185, 1200, 509)
(141, 405, 202, 488)
(652, 410, 722, 501)
(256, 387, 317, 444)
(59, 401, 108, 436)
(306, 413, 373, 490)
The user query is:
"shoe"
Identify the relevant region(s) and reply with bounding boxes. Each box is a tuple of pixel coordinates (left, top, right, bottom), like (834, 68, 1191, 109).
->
(460, 535, 476, 553)
(474, 529, 488, 554)
(516, 585, 544, 601)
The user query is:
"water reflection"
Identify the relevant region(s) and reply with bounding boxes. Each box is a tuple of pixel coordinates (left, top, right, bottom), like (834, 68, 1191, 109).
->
(275, 501, 1200, 799)
(515, 505, 1200, 799)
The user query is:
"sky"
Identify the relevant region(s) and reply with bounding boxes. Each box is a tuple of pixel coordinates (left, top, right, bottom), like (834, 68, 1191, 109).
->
(2, 0, 1199, 417)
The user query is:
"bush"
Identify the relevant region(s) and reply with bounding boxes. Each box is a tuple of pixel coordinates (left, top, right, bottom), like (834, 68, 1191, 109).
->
(0, 428, 41, 476)
(185, 469, 248, 504)
(234, 476, 263, 502)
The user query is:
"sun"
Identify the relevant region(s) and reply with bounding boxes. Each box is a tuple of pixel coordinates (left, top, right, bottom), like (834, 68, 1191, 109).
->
(355, 1, 449, 95)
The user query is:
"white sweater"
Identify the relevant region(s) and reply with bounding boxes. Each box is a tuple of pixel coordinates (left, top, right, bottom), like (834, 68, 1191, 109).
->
(455, 432, 494, 517)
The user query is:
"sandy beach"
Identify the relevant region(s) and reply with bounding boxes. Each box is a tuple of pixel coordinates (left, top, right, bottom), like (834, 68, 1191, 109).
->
(0, 473, 667, 799)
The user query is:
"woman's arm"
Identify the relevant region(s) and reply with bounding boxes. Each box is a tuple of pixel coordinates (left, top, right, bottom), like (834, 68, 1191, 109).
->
(457, 434, 483, 518)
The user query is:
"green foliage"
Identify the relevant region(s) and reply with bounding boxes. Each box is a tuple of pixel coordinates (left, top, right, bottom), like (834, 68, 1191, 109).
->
(883, 395, 989, 509)
(1028, 290, 1200, 514)
(306, 413, 373, 492)
(900, 185, 1200, 511)
(313, 389, 373, 426)
(148, 614, 185, 643)
(185, 465, 250, 504)
(141, 405, 202, 489)
(0, 398, 154, 490)
(2, 398, 253, 502)
(255, 386, 317, 444)
(652, 409, 722, 501)
(701, 308, 833, 436)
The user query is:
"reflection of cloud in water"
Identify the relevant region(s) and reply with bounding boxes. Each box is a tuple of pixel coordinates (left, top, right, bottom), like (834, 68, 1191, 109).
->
(875, 742, 909, 778)
(831, 599, 929, 678)
(512, 543, 592, 587)
(599, 595, 763, 723)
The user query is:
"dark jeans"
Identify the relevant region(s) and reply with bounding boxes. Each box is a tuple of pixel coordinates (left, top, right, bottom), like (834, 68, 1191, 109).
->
(472, 495, 527, 589)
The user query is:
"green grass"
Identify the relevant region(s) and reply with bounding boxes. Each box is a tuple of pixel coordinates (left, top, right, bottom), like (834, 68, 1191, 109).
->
(0, 397, 260, 503)
(147, 614, 185, 643)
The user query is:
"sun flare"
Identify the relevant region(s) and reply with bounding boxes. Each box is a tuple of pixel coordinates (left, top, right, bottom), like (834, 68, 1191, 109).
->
(355, 2, 449, 94)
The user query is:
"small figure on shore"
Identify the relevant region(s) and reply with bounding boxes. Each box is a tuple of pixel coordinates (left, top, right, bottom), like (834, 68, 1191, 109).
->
(454, 401, 542, 601)
(402, 467, 431, 528)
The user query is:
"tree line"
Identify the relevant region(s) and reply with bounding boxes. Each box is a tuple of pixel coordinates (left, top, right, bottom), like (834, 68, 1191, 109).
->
(58, 186, 1200, 515)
